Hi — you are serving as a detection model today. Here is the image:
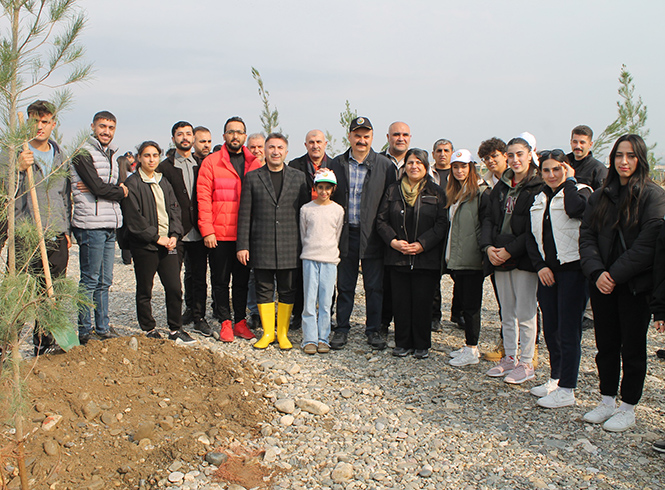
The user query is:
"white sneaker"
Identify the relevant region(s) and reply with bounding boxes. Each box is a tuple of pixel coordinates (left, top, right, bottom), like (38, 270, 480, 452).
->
(537, 388, 575, 408)
(450, 346, 466, 358)
(449, 347, 480, 366)
(603, 410, 636, 432)
(583, 402, 616, 424)
(530, 378, 559, 397)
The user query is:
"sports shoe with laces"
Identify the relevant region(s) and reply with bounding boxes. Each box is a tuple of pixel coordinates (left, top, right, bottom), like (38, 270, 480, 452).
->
(168, 329, 196, 344)
(219, 320, 234, 342)
(146, 329, 162, 339)
(449, 346, 479, 366)
(652, 440, 665, 453)
(367, 331, 387, 350)
(392, 347, 413, 357)
(583, 402, 616, 424)
(504, 361, 535, 384)
(414, 349, 429, 359)
(486, 355, 518, 377)
(530, 378, 559, 397)
(330, 331, 348, 350)
(233, 319, 255, 340)
(603, 410, 635, 432)
(192, 318, 213, 337)
(450, 346, 465, 358)
(537, 388, 575, 408)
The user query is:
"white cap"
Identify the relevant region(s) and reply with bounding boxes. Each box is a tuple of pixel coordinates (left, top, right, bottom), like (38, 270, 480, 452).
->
(451, 149, 473, 164)
(314, 169, 337, 185)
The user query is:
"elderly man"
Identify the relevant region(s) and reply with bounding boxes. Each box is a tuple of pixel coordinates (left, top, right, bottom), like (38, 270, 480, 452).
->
(247, 133, 266, 165)
(432, 138, 453, 185)
(329, 117, 395, 350)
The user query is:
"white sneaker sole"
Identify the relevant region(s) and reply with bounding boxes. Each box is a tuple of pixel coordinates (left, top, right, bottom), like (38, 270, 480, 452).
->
(450, 357, 479, 367)
(504, 373, 535, 385)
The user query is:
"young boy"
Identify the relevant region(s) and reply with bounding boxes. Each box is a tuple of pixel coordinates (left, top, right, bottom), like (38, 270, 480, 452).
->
(299, 169, 345, 354)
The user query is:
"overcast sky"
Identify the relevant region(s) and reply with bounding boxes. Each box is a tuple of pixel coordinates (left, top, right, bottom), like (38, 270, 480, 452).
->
(32, 0, 665, 161)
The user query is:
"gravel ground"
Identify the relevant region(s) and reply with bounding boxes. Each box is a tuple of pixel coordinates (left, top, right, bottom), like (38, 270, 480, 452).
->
(23, 244, 665, 489)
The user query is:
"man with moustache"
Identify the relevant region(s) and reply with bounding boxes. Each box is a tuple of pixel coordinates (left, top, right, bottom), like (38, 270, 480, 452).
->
(193, 126, 212, 162)
(71, 110, 128, 343)
(198, 116, 261, 342)
(432, 138, 454, 186)
(329, 117, 395, 350)
(158, 121, 212, 336)
(236, 133, 310, 350)
(288, 129, 333, 329)
(247, 133, 266, 165)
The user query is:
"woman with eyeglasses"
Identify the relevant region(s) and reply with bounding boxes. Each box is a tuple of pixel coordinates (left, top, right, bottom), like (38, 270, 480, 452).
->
(526, 150, 592, 407)
(580, 134, 665, 432)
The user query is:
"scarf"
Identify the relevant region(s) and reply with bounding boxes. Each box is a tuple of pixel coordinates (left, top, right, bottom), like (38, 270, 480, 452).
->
(400, 176, 425, 207)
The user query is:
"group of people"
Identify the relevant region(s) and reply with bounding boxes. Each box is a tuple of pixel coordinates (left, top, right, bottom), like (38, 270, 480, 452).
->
(5, 100, 665, 447)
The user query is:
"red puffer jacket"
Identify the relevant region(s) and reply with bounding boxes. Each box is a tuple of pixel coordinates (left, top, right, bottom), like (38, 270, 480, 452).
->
(197, 145, 261, 241)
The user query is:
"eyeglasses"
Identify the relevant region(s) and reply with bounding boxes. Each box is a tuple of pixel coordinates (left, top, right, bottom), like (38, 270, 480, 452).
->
(225, 130, 246, 136)
(538, 149, 565, 161)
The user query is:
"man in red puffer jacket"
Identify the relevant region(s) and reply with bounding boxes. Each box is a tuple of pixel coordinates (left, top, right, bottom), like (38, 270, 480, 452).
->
(197, 116, 261, 342)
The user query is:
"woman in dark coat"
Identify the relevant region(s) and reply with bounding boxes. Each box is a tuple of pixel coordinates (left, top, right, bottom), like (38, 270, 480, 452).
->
(376, 148, 447, 359)
(121, 141, 190, 342)
(580, 134, 665, 432)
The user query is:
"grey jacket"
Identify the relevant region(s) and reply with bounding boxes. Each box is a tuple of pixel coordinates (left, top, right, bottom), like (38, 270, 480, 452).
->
(71, 137, 124, 229)
(444, 185, 489, 271)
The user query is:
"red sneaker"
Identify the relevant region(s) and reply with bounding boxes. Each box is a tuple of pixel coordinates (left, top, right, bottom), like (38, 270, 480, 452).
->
(219, 320, 234, 342)
(233, 319, 255, 340)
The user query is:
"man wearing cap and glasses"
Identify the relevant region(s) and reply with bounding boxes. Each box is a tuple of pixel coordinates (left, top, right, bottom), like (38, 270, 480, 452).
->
(328, 117, 395, 350)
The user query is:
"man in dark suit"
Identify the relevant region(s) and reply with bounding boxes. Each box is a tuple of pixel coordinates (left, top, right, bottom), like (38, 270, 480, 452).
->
(237, 133, 310, 350)
(288, 129, 333, 329)
(329, 117, 395, 351)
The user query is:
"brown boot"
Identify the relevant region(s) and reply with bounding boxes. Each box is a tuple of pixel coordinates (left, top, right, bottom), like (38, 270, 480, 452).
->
(483, 338, 505, 362)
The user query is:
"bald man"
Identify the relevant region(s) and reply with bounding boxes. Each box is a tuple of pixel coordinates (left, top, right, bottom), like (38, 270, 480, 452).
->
(288, 129, 333, 329)
(380, 121, 411, 180)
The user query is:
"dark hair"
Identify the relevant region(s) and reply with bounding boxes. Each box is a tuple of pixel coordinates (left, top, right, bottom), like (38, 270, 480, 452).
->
(590, 134, 651, 232)
(477, 137, 506, 159)
(117, 155, 132, 173)
(446, 159, 480, 207)
(404, 148, 430, 170)
(266, 132, 288, 146)
(506, 137, 539, 179)
(571, 125, 593, 140)
(27, 100, 55, 118)
(93, 111, 116, 123)
(224, 116, 246, 133)
(171, 121, 193, 137)
(538, 149, 570, 168)
(193, 126, 210, 135)
(212, 144, 223, 153)
(136, 140, 162, 156)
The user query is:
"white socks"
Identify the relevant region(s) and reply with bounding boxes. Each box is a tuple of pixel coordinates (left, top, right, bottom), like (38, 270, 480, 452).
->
(601, 395, 617, 407)
(617, 402, 635, 413)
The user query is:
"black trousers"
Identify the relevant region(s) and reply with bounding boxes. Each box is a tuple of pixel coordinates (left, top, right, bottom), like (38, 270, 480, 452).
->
(29, 234, 69, 348)
(209, 241, 249, 323)
(450, 270, 485, 346)
(292, 261, 304, 321)
(391, 268, 439, 350)
(590, 283, 651, 405)
(183, 239, 212, 320)
(131, 246, 182, 331)
(381, 265, 393, 326)
(255, 269, 296, 304)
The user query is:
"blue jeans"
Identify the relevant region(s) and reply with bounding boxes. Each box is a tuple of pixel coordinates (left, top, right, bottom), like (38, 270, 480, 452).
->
(301, 260, 337, 346)
(73, 228, 116, 335)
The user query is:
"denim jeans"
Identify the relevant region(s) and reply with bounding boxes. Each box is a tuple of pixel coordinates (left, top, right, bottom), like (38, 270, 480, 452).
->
(73, 227, 115, 335)
(301, 260, 337, 346)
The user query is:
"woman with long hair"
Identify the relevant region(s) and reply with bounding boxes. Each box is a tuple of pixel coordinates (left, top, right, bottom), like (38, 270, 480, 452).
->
(376, 148, 447, 359)
(527, 150, 591, 407)
(580, 134, 665, 431)
(480, 133, 544, 384)
(444, 149, 490, 367)
(121, 141, 193, 343)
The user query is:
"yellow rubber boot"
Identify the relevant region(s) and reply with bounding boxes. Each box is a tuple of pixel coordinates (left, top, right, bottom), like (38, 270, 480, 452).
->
(253, 303, 276, 349)
(276, 302, 294, 350)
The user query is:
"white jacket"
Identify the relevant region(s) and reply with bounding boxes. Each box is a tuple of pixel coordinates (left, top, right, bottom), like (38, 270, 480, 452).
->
(530, 183, 591, 265)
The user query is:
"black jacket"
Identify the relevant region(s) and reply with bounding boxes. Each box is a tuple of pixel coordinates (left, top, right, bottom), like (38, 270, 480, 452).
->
(650, 222, 665, 320)
(580, 179, 665, 294)
(329, 148, 396, 259)
(480, 169, 544, 272)
(157, 150, 199, 237)
(289, 153, 331, 190)
(566, 151, 607, 191)
(377, 178, 447, 271)
(120, 171, 182, 251)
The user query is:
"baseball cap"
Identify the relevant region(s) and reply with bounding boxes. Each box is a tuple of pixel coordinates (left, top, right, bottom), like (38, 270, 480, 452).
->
(314, 169, 337, 185)
(349, 117, 373, 132)
(451, 149, 473, 164)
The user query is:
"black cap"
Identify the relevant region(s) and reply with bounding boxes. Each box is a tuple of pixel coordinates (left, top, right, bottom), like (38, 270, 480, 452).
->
(349, 117, 373, 132)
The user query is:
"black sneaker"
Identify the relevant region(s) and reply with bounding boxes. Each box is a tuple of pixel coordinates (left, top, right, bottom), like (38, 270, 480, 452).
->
(34, 344, 57, 356)
(192, 318, 213, 337)
(168, 329, 196, 344)
(657, 349, 665, 360)
(431, 319, 442, 332)
(414, 349, 429, 359)
(182, 309, 194, 325)
(146, 329, 162, 339)
(392, 347, 413, 357)
(653, 440, 665, 453)
(367, 331, 387, 350)
(582, 317, 594, 331)
(248, 314, 261, 330)
(379, 323, 390, 337)
(330, 331, 348, 350)
(96, 327, 121, 340)
(290, 317, 302, 330)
